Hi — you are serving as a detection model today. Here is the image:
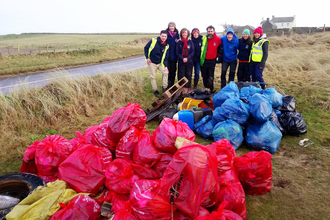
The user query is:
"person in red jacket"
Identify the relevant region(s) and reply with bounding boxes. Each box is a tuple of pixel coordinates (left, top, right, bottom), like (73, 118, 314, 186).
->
(200, 25, 222, 92)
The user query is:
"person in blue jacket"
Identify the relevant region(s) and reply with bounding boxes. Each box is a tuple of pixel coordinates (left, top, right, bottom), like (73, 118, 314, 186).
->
(191, 28, 203, 89)
(166, 22, 180, 89)
(220, 28, 239, 89)
(144, 30, 169, 98)
(237, 29, 252, 82)
(176, 28, 195, 88)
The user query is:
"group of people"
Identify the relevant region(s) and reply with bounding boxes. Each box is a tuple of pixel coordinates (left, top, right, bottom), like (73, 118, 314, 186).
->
(144, 22, 269, 97)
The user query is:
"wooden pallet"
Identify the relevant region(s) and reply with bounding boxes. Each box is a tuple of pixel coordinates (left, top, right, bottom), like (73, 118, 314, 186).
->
(151, 77, 188, 108)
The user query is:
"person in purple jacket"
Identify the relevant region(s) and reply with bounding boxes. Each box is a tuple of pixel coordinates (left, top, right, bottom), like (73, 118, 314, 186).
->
(166, 22, 180, 89)
(176, 28, 195, 88)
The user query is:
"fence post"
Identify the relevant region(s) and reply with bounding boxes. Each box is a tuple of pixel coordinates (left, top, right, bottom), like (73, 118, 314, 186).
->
(7, 46, 10, 56)
(17, 43, 20, 55)
(324, 24, 326, 33)
(47, 44, 49, 53)
(309, 28, 311, 34)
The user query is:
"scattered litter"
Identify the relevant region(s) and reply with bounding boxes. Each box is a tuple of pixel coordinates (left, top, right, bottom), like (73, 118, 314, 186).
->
(299, 138, 309, 146)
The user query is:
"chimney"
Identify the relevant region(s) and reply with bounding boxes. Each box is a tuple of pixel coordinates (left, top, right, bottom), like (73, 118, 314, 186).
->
(272, 15, 275, 20)
(262, 17, 264, 21)
(267, 18, 270, 21)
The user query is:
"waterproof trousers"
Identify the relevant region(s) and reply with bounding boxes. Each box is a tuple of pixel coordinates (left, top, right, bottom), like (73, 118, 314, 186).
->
(201, 59, 216, 91)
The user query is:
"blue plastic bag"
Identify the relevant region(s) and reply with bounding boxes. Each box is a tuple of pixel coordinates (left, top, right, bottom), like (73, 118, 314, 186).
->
(262, 88, 283, 108)
(248, 85, 263, 97)
(213, 120, 244, 150)
(213, 82, 239, 109)
(212, 107, 226, 124)
(194, 115, 214, 140)
(239, 87, 250, 99)
(274, 109, 282, 118)
(249, 93, 273, 124)
(245, 121, 283, 154)
(213, 98, 250, 126)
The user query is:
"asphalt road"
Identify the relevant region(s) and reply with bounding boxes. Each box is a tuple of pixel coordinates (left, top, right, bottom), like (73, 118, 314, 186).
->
(0, 56, 147, 94)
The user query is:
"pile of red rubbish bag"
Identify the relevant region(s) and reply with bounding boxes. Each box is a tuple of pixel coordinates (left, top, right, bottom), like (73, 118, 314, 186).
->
(20, 103, 273, 220)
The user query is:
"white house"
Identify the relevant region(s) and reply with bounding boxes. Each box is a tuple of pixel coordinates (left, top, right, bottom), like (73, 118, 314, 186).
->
(261, 15, 296, 29)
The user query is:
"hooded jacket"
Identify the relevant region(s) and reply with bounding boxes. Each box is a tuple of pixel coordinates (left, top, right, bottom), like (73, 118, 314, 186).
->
(144, 37, 169, 67)
(166, 30, 180, 61)
(221, 29, 239, 62)
(176, 38, 195, 65)
(191, 35, 203, 63)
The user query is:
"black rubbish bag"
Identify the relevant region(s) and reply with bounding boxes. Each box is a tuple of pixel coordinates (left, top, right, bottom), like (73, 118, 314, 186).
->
(270, 109, 287, 135)
(277, 95, 296, 112)
(279, 112, 307, 136)
(158, 108, 178, 124)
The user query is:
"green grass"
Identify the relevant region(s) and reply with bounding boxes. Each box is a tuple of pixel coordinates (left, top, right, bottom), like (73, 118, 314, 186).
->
(0, 33, 155, 76)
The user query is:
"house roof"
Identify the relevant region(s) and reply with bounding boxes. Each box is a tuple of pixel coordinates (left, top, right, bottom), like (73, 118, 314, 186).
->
(261, 20, 277, 26)
(272, 16, 295, 23)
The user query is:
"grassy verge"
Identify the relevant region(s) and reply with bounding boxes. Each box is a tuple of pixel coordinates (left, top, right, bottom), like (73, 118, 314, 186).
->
(0, 33, 329, 219)
(0, 33, 154, 76)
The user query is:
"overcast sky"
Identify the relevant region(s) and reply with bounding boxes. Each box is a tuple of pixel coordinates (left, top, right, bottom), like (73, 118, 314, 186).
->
(0, 0, 328, 35)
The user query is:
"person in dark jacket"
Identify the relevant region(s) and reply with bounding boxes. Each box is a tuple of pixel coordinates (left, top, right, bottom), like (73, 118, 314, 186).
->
(176, 28, 195, 88)
(249, 26, 269, 89)
(191, 28, 203, 89)
(166, 22, 180, 89)
(237, 29, 252, 82)
(144, 30, 169, 97)
(220, 28, 239, 89)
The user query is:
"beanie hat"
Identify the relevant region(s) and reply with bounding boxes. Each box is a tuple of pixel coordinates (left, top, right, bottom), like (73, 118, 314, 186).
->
(168, 22, 176, 28)
(227, 28, 234, 35)
(192, 28, 200, 35)
(253, 27, 263, 35)
(242, 29, 250, 36)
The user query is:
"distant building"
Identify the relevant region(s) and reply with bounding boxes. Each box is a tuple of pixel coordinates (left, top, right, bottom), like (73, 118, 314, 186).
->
(261, 18, 277, 32)
(223, 25, 255, 36)
(261, 15, 296, 30)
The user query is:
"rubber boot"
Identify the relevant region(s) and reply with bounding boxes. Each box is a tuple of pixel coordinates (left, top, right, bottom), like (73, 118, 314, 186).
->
(193, 80, 198, 89)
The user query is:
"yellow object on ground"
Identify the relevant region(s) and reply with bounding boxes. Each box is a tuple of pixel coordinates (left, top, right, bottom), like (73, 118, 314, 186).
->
(6, 180, 87, 220)
(179, 98, 203, 110)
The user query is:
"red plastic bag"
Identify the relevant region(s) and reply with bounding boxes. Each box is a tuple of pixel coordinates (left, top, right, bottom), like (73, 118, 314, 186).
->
(106, 103, 147, 146)
(195, 202, 243, 220)
(59, 144, 112, 195)
(50, 195, 101, 220)
(116, 126, 140, 160)
(111, 200, 137, 220)
(218, 169, 246, 220)
(131, 164, 160, 179)
(152, 153, 173, 177)
(174, 207, 210, 220)
(153, 118, 195, 154)
(159, 144, 219, 218)
(105, 159, 140, 195)
(133, 131, 161, 167)
(96, 189, 129, 206)
(92, 121, 116, 153)
(84, 125, 99, 144)
(130, 179, 173, 220)
(234, 151, 272, 195)
(206, 139, 236, 176)
(20, 141, 39, 174)
(35, 135, 74, 182)
(69, 131, 86, 150)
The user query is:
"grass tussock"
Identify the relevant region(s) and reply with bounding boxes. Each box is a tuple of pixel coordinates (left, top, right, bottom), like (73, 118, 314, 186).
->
(0, 70, 149, 174)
